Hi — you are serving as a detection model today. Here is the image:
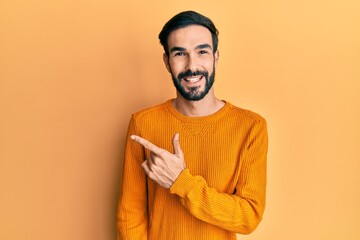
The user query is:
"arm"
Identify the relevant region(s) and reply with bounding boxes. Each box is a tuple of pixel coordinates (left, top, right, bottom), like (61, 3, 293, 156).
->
(170, 119, 268, 234)
(117, 117, 148, 240)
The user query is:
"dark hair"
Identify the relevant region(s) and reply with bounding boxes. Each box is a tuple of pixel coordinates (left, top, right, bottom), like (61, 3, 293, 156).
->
(159, 11, 219, 56)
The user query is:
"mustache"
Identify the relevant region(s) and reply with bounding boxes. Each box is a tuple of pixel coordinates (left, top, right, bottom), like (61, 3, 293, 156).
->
(177, 70, 208, 79)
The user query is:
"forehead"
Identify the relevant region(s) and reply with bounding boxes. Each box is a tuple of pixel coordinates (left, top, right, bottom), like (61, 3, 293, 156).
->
(167, 25, 213, 49)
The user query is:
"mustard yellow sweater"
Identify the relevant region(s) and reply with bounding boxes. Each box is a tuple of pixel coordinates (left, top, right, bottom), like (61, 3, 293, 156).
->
(117, 99, 268, 240)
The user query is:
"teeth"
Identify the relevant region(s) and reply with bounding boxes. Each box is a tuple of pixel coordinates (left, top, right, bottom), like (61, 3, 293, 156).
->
(185, 76, 201, 82)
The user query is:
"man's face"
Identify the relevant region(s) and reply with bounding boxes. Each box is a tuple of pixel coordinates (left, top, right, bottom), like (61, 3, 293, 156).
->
(163, 25, 219, 101)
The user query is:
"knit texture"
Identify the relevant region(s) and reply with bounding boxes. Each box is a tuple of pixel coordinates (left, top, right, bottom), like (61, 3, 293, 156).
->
(117, 99, 268, 240)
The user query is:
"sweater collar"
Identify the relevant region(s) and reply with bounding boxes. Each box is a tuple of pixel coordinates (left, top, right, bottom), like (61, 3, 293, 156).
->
(165, 99, 232, 123)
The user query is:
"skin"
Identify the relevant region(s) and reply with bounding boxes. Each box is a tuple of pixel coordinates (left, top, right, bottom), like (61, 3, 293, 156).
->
(164, 25, 223, 117)
(131, 25, 225, 189)
(130, 133, 184, 189)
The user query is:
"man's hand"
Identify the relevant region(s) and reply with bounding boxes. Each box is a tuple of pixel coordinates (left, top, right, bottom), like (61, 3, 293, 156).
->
(130, 133, 186, 189)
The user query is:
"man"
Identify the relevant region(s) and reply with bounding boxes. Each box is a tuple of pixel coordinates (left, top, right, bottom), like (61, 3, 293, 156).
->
(117, 10, 268, 240)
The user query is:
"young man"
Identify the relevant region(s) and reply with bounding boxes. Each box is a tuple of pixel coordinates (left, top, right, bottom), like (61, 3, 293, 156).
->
(117, 11, 268, 240)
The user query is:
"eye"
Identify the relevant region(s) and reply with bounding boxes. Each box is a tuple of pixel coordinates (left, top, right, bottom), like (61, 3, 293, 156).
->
(174, 52, 186, 57)
(199, 50, 209, 55)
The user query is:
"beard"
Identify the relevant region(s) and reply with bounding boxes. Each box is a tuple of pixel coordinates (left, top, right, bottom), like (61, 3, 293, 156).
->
(170, 67, 215, 101)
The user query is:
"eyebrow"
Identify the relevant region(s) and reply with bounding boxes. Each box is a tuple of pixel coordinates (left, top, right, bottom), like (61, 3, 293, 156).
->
(170, 47, 186, 53)
(195, 44, 212, 50)
(170, 44, 213, 53)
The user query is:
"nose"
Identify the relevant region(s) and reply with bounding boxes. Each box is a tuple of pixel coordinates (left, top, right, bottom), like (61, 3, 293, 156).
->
(186, 53, 198, 72)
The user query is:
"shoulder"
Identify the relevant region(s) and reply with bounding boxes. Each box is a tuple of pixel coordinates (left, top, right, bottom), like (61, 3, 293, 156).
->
(226, 102, 266, 125)
(131, 100, 171, 124)
(225, 103, 268, 139)
(129, 100, 174, 136)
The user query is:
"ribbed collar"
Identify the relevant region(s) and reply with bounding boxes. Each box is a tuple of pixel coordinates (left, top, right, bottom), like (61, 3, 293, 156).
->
(165, 99, 232, 123)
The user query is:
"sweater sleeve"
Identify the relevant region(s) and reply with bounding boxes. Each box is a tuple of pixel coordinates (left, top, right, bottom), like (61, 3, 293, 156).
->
(170, 118, 268, 234)
(117, 116, 148, 240)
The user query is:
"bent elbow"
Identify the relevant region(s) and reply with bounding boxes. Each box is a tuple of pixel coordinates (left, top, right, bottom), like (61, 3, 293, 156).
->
(237, 223, 259, 235)
(236, 214, 263, 235)
(236, 198, 265, 234)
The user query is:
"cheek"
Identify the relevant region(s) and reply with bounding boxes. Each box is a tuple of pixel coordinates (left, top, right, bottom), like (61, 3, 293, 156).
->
(203, 62, 215, 73)
(199, 57, 215, 69)
(169, 61, 186, 74)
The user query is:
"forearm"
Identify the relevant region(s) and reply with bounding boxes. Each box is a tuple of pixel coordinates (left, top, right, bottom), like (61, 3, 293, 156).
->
(170, 169, 265, 234)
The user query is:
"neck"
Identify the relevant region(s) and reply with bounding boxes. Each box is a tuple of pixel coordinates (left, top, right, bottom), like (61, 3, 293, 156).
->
(172, 90, 225, 117)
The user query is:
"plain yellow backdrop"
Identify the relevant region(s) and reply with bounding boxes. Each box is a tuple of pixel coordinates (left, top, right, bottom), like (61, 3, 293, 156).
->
(1, 1, 359, 239)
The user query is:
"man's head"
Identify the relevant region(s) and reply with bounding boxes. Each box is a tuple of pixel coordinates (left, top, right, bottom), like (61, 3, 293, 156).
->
(159, 11, 219, 56)
(159, 11, 220, 101)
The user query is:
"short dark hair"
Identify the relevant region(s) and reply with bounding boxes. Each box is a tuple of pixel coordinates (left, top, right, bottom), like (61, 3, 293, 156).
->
(158, 11, 219, 56)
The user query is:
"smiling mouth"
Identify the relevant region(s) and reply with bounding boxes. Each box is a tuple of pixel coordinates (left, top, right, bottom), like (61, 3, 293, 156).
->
(183, 75, 203, 83)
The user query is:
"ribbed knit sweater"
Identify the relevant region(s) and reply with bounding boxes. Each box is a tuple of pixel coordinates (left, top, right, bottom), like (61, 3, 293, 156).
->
(117, 99, 268, 240)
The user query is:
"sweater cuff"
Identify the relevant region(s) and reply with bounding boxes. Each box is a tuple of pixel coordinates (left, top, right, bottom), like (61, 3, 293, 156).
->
(170, 169, 196, 198)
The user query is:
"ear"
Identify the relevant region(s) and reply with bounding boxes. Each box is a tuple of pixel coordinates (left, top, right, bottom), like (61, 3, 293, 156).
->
(163, 53, 171, 73)
(214, 49, 219, 68)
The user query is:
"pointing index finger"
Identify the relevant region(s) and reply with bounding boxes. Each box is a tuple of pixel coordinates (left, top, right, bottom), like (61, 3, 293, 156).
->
(130, 135, 163, 156)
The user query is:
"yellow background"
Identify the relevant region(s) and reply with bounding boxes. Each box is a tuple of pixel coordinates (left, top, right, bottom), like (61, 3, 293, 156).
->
(1, 0, 359, 239)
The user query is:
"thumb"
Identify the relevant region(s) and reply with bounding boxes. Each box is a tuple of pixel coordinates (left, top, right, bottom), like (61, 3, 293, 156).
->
(172, 133, 183, 158)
